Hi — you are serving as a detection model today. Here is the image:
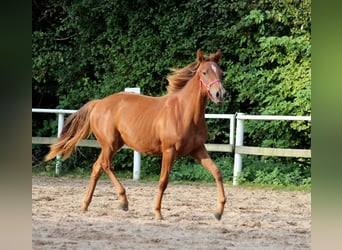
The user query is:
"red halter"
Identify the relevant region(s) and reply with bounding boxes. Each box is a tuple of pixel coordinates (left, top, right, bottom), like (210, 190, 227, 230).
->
(200, 78, 221, 101)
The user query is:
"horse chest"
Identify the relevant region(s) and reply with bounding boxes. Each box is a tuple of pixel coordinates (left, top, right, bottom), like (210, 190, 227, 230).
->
(172, 124, 207, 155)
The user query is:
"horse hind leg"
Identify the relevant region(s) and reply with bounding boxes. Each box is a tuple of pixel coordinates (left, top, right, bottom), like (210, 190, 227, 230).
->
(99, 144, 129, 211)
(81, 143, 128, 212)
(101, 158, 129, 211)
(81, 160, 103, 212)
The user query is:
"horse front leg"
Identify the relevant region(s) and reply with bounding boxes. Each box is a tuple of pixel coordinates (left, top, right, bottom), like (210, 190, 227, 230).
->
(191, 145, 226, 220)
(154, 147, 176, 220)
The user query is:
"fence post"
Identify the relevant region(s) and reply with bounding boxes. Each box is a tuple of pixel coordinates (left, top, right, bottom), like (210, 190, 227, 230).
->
(124, 87, 142, 180)
(229, 116, 235, 146)
(233, 113, 244, 185)
(55, 113, 65, 175)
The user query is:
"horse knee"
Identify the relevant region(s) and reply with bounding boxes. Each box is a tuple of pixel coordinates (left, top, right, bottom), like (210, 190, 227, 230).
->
(100, 163, 113, 174)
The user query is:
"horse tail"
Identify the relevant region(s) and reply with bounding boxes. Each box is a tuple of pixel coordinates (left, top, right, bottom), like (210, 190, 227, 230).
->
(44, 100, 99, 161)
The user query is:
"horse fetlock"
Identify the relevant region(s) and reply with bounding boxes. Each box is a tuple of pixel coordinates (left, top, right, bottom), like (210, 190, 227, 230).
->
(118, 188, 126, 196)
(155, 211, 163, 220)
(220, 196, 227, 205)
(154, 206, 163, 220)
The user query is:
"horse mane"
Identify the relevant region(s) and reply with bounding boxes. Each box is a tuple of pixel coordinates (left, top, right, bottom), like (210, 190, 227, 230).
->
(166, 52, 218, 94)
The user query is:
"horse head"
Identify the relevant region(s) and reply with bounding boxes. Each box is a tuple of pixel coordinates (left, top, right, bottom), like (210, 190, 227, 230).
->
(196, 49, 227, 104)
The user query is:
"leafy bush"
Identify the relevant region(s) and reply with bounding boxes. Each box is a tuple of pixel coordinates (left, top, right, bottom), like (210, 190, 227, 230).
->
(237, 155, 311, 187)
(170, 154, 234, 182)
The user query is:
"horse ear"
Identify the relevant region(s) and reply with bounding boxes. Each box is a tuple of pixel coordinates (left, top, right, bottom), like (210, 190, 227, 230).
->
(196, 49, 204, 62)
(214, 50, 222, 63)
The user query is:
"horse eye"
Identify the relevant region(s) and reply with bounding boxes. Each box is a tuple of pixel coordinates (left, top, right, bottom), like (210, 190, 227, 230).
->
(203, 71, 207, 75)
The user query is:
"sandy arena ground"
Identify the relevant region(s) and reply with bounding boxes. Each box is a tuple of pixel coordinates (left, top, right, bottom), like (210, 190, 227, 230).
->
(32, 176, 311, 249)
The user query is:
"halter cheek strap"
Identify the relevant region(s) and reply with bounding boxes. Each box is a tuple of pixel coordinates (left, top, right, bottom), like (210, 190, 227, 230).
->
(200, 78, 221, 101)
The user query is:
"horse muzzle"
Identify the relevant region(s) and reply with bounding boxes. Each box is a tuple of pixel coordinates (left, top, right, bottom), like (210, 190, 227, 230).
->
(200, 78, 227, 104)
(209, 86, 227, 104)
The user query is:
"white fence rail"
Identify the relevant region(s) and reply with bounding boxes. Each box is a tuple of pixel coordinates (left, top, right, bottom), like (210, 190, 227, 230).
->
(32, 109, 311, 185)
(233, 113, 311, 185)
(32, 109, 235, 178)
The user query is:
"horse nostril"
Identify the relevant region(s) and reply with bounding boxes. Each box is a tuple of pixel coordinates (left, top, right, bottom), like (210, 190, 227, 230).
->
(216, 92, 220, 99)
(222, 91, 227, 99)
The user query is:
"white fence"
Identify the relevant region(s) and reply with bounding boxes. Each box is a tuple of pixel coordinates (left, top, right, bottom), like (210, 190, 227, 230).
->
(32, 109, 310, 185)
(232, 113, 311, 185)
(32, 109, 235, 178)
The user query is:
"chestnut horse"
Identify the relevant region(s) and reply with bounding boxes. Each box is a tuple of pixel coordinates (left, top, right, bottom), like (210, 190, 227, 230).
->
(45, 49, 227, 220)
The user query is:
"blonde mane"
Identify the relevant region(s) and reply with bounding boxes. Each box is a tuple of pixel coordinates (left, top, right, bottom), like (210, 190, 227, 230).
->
(166, 53, 218, 94)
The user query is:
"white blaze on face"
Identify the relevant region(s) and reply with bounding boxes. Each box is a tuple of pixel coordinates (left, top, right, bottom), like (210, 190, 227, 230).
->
(211, 64, 218, 77)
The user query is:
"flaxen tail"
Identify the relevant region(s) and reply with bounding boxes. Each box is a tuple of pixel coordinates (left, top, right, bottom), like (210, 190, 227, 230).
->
(44, 100, 99, 161)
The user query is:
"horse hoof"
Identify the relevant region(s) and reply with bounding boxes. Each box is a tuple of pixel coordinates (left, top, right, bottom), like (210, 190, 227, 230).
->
(213, 212, 222, 221)
(80, 207, 88, 213)
(154, 211, 163, 220)
(119, 203, 129, 211)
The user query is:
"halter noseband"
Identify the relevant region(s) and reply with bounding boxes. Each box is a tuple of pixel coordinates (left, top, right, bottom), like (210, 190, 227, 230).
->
(200, 78, 221, 101)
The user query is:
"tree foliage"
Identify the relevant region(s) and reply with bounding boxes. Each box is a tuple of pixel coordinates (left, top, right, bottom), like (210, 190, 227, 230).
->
(32, 0, 311, 178)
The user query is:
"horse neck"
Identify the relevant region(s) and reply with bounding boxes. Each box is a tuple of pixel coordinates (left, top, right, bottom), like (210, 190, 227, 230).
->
(178, 74, 207, 124)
